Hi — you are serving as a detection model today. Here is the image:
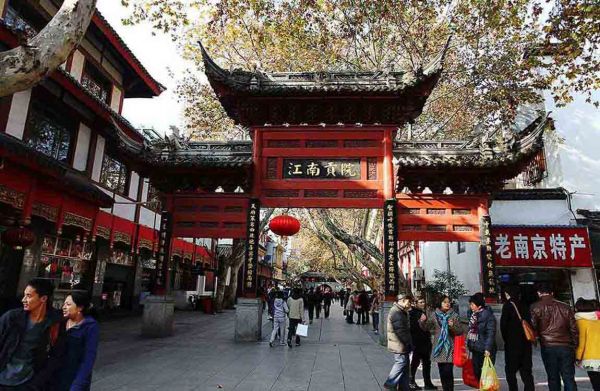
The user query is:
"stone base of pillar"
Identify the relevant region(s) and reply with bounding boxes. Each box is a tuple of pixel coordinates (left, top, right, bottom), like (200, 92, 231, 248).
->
(379, 300, 394, 346)
(142, 295, 175, 338)
(235, 297, 263, 342)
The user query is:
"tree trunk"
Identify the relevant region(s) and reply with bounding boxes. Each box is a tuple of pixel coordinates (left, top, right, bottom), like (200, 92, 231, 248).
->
(214, 262, 228, 313)
(223, 265, 240, 309)
(0, 0, 97, 97)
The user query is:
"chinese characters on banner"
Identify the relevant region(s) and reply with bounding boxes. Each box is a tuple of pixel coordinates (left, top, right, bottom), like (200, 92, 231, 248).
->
(480, 216, 498, 297)
(156, 211, 173, 290)
(491, 226, 592, 268)
(283, 159, 361, 179)
(244, 199, 260, 294)
(383, 200, 399, 297)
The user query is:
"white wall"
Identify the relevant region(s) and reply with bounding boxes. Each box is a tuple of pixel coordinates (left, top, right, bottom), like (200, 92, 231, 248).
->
(420, 242, 482, 295)
(139, 206, 159, 228)
(128, 171, 140, 200)
(70, 50, 86, 82)
(541, 90, 600, 211)
(5, 89, 32, 139)
(490, 199, 573, 225)
(72, 123, 91, 171)
(112, 193, 135, 221)
(91, 135, 105, 182)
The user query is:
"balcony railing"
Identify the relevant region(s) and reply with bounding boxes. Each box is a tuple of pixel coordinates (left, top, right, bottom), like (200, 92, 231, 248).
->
(81, 73, 110, 104)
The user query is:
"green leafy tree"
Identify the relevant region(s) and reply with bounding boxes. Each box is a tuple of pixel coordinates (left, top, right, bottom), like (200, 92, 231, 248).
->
(423, 269, 468, 302)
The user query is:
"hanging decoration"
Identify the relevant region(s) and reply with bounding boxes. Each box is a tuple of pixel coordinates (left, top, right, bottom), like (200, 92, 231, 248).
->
(269, 215, 300, 236)
(2, 226, 35, 250)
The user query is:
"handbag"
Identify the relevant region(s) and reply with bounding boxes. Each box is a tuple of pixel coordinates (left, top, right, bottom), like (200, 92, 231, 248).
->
(453, 335, 467, 367)
(510, 301, 537, 344)
(296, 323, 308, 337)
(462, 359, 479, 388)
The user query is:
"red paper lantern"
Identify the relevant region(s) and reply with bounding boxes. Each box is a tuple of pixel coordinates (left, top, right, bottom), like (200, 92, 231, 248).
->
(2, 226, 35, 250)
(269, 215, 300, 236)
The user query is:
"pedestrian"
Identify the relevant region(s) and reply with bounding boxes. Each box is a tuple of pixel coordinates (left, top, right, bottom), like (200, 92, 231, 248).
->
(466, 292, 497, 382)
(0, 279, 65, 390)
(410, 296, 436, 390)
(371, 290, 381, 334)
(574, 298, 600, 390)
(287, 288, 305, 348)
(306, 287, 316, 324)
(383, 293, 414, 390)
(530, 283, 578, 391)
(323, 289, 332, 319)
(315, 288, 323, 319)
(354, 291, 363, 326)
(57, 291, 99, 391)
(426, 295, 462, 391)
(345, 291, 356, 324)
(269, 291, 289, 347)
(500, 285, 535, 391)
(343, 288, 351, 310)
(359, 290, 370, 324)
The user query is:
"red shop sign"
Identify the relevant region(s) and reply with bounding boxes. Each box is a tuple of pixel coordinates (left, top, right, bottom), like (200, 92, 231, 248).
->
(491, 226, 592, 268)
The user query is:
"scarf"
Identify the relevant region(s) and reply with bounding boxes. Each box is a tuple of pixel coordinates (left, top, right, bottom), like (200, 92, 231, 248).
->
(432, 309, 452, 358)
(467, 307, 484, 343)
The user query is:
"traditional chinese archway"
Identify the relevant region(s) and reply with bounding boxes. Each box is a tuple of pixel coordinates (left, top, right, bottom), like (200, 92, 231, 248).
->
(133, 42, 549, 339)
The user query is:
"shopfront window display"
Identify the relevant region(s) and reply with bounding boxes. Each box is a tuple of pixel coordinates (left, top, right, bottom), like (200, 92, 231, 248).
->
(39, 234, 93, 289)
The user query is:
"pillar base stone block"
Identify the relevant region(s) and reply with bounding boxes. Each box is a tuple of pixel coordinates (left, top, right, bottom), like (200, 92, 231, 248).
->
(235, 297, 263, 342)
(142, 295, 175, 338)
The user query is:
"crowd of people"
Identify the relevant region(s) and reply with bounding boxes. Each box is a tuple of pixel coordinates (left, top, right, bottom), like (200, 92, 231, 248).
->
(383, 283, 600, 391)
(0, 279, 99, 391)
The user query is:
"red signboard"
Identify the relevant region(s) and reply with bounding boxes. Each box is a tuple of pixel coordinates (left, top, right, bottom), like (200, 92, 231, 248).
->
(491, 226, 592, 268)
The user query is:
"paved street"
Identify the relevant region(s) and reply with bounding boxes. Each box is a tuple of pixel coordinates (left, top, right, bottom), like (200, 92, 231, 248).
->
(92, 304, 594, 390)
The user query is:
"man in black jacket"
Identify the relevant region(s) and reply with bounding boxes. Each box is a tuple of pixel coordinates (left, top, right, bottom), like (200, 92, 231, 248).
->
(0, 279, 65, 390)
(501, 285, 534, 391)
(409, 297, 436, 390)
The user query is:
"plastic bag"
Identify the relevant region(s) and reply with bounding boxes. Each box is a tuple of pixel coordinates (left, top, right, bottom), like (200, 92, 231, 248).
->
(296, 323, 308, 337)
(462, 359, 478, 388)
(479, 356, 500, 391)
(453, 335, 467, 367)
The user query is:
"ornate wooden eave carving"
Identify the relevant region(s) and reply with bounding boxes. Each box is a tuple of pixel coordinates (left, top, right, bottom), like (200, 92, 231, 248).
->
(199, 39, 450, 127)
(394, 112, 550, 194)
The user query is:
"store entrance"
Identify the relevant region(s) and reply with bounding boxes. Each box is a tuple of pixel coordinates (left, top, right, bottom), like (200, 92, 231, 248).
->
(499, 268, 573, 307)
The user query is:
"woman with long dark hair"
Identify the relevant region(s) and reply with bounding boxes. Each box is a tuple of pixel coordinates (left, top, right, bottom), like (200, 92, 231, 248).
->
(57, 291, 99, 391)
(426, 295, 463, 391)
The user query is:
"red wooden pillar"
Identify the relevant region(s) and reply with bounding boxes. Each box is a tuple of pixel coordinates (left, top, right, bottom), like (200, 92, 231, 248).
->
(382, 128, 395, 200)
(20, 180, 36, 226)
(382, 129, 399, 300)
(252, 129, 262, 198)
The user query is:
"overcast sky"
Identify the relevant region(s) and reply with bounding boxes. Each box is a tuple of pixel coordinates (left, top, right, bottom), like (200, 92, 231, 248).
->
(96, 1, 187, 135)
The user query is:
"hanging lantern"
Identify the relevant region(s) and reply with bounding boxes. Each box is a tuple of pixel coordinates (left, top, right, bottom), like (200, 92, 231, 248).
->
(269, 215, 300, 236)
(2, 226, 35, 250)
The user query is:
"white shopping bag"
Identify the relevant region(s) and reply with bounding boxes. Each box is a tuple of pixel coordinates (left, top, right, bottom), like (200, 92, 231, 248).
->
(296, 323, 308, 337)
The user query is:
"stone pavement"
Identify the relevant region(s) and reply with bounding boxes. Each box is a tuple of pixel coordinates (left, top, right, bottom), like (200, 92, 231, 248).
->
(92, 303, 594, 390)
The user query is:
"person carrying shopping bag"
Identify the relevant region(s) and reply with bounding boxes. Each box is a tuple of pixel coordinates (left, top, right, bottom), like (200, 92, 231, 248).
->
(269, 291, 289, 347)
(425, 295, 463, 391)
(466, 293, 497, 382)
(287, 288, 304, 348)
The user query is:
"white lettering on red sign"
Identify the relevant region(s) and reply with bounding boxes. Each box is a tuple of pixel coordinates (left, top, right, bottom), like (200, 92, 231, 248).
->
(491, 227, 591, 267)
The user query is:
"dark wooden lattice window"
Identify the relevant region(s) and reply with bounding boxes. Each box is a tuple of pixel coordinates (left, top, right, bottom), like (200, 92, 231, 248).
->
(100, 154, 128, 195)
(24, 102, 72, 164)
(81, 62, 111, 104)
(146, 184, 162, 211)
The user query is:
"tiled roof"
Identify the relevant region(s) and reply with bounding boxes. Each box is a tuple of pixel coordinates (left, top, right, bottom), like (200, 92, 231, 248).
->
(92, 11, 165, 97)
(493, 188, 568, 200)
(145, 141, 253, 169)
(200, 40, 449, 96)
(394, 111, 548, 170)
